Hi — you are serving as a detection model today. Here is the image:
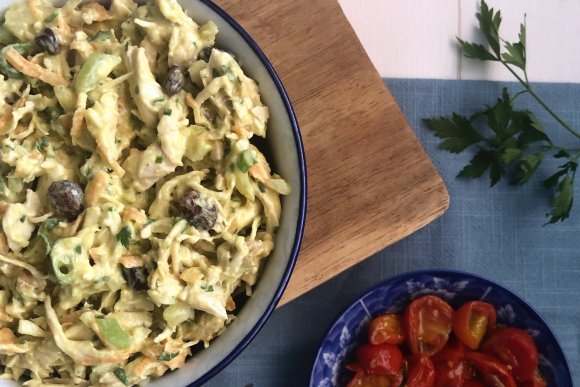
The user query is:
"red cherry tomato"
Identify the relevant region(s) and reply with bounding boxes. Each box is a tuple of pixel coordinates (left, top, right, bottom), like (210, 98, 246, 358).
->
(432, 339, 469, 386)
(356, 343, 404, 375)
(521, 369, 547, 387)
(465, 352, 517, 387)
(406, 355, 435, 387)
(369, 314, 405, 345)
(346, 370, 393, 387)
(481, 327, 538, 382)
(452, 301, 496, 349)
(404, 295, 454, 356)
(463, 381, 485, 387)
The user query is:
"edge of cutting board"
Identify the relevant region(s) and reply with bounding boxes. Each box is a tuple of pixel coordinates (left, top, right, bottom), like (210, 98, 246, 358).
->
(212, 0, 450, 306)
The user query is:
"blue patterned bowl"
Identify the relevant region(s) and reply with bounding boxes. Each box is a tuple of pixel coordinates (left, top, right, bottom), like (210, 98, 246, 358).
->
(310, 269, 572, 387)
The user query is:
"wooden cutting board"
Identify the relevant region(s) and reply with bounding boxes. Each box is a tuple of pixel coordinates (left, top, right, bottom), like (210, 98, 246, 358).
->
(215, 0, 450, 305)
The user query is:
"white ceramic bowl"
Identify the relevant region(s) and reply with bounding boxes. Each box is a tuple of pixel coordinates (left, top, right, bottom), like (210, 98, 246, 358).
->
(0, 0, 307, 385)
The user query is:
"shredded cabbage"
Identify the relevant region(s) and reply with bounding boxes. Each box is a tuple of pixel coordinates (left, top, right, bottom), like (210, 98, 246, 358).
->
(0, 0, 289, 384)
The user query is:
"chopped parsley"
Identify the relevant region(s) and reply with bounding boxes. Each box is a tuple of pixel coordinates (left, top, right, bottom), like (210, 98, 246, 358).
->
(163, 108, 172, 116)
(19, 215, 26, 223)
(212, 64, 229, 78)
(116, 226, 132, 249)
(74, 245, 82, 254)
(35, 137, 49, 151)
(113, 368, 129, 386)
(158, 351, 180, 361)
(201, 284, 214, 292)
(90, 30, 112, 41)
(152, 98, 165, 105)
(43, 12, 58, 23)
(44, 218, 59, 230)
(257, 182, 265, 193)
(155, 155, 164, 164)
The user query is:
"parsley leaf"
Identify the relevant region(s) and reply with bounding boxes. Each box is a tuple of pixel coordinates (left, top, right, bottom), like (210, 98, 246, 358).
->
(35, 137, 48, 151)
(158, 351, 180, 361)
(113, 368, 129, 386)
(425, 0, 580, 224)
(155, 155, 164, 164)
(456, 38, 497, 62)
(116, 226, 132, 249)
(545, 163, 576, 224)
(476, 0, 502, 56)
(423, 113, 483, 153)
(201, 284, 214, 292)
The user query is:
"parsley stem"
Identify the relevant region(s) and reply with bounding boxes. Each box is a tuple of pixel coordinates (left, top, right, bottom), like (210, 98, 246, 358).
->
(501, 61, 580, 139)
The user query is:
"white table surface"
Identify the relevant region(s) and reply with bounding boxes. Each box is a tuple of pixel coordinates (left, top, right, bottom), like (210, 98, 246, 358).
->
(338, 0, 580, 82)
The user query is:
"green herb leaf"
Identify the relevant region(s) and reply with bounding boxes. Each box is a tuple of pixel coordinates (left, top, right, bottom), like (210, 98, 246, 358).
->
(158, 351, 180, 361)
(113, 368, 129, 385)
(458, 150, 494, 180)
(200, 284, 214, 292)
(35, 137, 49, 151)
(90, 30, 112, 41)
(423, 113, 484, 153)
(212, 64, 229, 78)
(457, 38, 497, 61)
(502, 41, 525, 70)
(163, 108, 172, 116)
(476, 0, 502, 56)
(155, 155, 164, 164)
(517, 111, 550, 145)
(116, 226, 132, 249)
(43, 12, 58, 23)
(486, 89, 518, 141)
(547, 170, 576, 224)
(74, 245, 82, 254)
(514, 153, 544, 184)
(257, 182, 265, 193)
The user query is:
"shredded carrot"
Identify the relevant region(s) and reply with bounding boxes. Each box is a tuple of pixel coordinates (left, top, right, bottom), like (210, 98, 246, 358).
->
(119, 255, 144, 268)
(5, 48, 68, 87)
(248, 153, 271, 182)
(0, 308, 13, 323)
(80, 2, 112, 22)
(85, 170, 109, 206)
(226, 296, 236, 312)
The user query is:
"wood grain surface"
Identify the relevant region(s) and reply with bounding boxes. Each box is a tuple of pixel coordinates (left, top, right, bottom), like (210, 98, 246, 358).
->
(214, 0, 450, 305)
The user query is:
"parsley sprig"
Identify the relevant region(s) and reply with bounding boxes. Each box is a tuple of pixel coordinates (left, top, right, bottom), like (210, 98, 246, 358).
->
(424, 0, 580, 224)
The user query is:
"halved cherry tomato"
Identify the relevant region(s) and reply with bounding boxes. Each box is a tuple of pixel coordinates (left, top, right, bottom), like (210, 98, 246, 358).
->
(346, 370, 392, 387)
(463, 381, 485, 387)
(432, 338, 469, 386)
(521, 369, 547, 387)
(406, 355, 435, 387)
(452, 301, 496, 349)
(465, 352, 517, 387)
(369, 314, 405, 345)
(356, 343, 404, 375)
(481, 327, 538, 382)
(404, 295, 454, 356)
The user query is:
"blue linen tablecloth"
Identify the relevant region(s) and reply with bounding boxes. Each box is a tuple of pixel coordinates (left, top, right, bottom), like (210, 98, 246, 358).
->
(205, 79, 580, 386)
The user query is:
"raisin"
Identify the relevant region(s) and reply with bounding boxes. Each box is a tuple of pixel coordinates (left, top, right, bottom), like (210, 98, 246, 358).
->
(163, 65, 184, 95)
(35, 28, 61, 55)
(47, 180, 84, 221)
(178, 191, 217, 230)
(120, 266, 149, 291)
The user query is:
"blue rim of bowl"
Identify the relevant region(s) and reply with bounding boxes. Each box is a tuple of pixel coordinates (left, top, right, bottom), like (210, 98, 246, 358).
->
(309, 269, 572, 386)
(186, 0, 307, 386)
